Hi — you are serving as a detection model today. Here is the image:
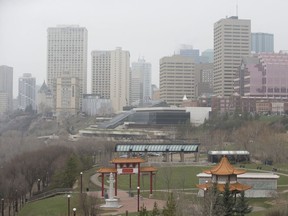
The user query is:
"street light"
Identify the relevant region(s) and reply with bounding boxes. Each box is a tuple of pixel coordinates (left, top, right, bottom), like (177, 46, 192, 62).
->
(80, 172, 83, 194)
(73, 208, 76, 216)
(137, 186, 140, 212)
(1, 198, 4, 216)
(67, 195, 71, 216)
(37, 179, 41, 192)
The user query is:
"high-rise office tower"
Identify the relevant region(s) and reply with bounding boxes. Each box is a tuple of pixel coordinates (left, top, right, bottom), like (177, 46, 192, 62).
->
(0, 65, 13, 112)
(47, 25, 87, 107)
(214, 16, 251, 96)
(131, 58, 152, 104)
(18, 73, 36, 110)
(251, 33, 274, 53)
(91, 51, 111, 99)
(91, 47, 130, 113)
(160, 55, 195, 106)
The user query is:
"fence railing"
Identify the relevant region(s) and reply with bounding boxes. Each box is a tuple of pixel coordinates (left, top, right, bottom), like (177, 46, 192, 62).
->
(28, 188, 73, 202)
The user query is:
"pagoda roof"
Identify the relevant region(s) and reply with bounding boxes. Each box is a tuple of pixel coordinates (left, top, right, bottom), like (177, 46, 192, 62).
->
(204, 156, 246, 176)
(97, 167, 117, 173)
(110, 157, 145, 164)
(196, 182, 252, 192)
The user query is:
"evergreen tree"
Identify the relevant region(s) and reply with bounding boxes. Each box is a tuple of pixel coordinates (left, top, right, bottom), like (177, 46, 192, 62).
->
(234, 191, 252, 216)
(63, 154, 80, 187)
(221, 183, 235, 216)
(211, 183, 224, 216)
(162, 193, 176, 216)
(151, 201, 161, 216)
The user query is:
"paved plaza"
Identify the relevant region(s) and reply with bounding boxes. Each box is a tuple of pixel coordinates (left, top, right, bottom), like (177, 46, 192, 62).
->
(90, 173, 166, 215)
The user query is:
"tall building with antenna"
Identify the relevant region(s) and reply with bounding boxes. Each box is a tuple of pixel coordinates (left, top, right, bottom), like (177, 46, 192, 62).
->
(213, 16, 251, 96)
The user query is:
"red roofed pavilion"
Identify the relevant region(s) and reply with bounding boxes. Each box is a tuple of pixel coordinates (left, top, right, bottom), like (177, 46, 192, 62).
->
(197, 156, 251, 193)
(97, 157, 157, 197)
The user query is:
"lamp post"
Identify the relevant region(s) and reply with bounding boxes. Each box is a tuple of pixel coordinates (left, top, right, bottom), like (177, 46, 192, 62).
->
(1, 198, 4, 216)
(73, 208, 76, 216)
(137, 186, 140, 212)
(67, 195, 71, 216)
(37, 179, 41, 192)
(80, 172, 83, 194)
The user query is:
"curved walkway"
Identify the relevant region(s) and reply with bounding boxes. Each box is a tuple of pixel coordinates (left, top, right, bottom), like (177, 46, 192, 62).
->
(90, 173, 165, 215)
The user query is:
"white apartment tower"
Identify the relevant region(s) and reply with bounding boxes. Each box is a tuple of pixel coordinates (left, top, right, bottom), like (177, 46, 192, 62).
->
(18, 73, 36, 110)
(160, 55, 195, 106)
(47, 25, 87, 107)
(91, 47, 130, 113)
(0, 65, 13, 112)
(214, 16, 251, 96)
(131, 58, 152, 104)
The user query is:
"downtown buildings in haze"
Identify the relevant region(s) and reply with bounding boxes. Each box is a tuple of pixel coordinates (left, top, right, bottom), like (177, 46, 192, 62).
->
(18, 73, 36, 110)
(131, 58, 152, 105)
(0, 65, 13, 113)
(251, 33, 274, 53)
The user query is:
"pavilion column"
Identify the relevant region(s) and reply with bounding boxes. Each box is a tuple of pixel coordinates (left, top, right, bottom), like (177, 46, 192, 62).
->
(129, 174, 132, 196)
(138, 163, 140, 188)
(180, 152, 184, 162)
(101, 173, 104, 197)
(150, 172, 153, 195)
(115, 163, 118, 197)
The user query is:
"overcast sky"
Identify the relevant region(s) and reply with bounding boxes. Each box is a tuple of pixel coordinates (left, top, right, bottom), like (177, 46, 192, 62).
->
(1, 0, 288, 98)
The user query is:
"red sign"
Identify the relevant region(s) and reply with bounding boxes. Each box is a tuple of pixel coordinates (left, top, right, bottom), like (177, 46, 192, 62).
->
(122, 168, 134, 174)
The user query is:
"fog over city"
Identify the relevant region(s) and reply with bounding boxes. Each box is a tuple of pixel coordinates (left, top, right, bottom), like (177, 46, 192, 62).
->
(0, 0, 288, 97)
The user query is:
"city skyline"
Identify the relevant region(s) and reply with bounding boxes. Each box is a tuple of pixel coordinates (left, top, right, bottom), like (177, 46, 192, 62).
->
(1, 0, 288, 97)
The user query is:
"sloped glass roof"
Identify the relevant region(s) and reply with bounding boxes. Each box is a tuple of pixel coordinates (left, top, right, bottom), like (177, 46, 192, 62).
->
(115, 144, 199, 152)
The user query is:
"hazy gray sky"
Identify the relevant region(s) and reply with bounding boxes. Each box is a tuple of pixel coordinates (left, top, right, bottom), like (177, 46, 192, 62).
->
(1, 0, 288, 97)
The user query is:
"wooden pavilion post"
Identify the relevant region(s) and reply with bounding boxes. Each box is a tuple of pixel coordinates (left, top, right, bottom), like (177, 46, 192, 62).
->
(101, 173, 104, 197)
(115, 163, 118, 196)
(150, 171, 153, 195)
(138, 163, 140, 188)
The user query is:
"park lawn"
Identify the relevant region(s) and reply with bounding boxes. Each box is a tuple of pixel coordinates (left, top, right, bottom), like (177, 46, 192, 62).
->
(18, 195, 77, 216)
(115, 166, 210, 191)
(74, 166, 101, 192)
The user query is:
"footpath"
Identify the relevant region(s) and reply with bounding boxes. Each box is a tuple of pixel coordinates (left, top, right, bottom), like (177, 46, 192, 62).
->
(89, 173, 165, 215)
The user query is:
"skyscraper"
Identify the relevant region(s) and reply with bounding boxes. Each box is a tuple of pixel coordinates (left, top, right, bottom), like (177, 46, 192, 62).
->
(18, 73, 36, 110)
(91, 47, 130, 113)
(0, 65, 13, 112)
(214, 16, 251, 96)
(91, 51, 111, 99)
(131, 58, 152, 104)
(251, 33, 274, 53)
(160, 55, 195, 106)
(47, 25, 88, 107)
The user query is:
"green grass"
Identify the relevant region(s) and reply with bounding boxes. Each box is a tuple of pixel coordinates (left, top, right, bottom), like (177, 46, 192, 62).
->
(114, 166, 210, 191)
(18, 195, 77, 216)
(74, 165, 102, 192)
(18, 163, 288, 216)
